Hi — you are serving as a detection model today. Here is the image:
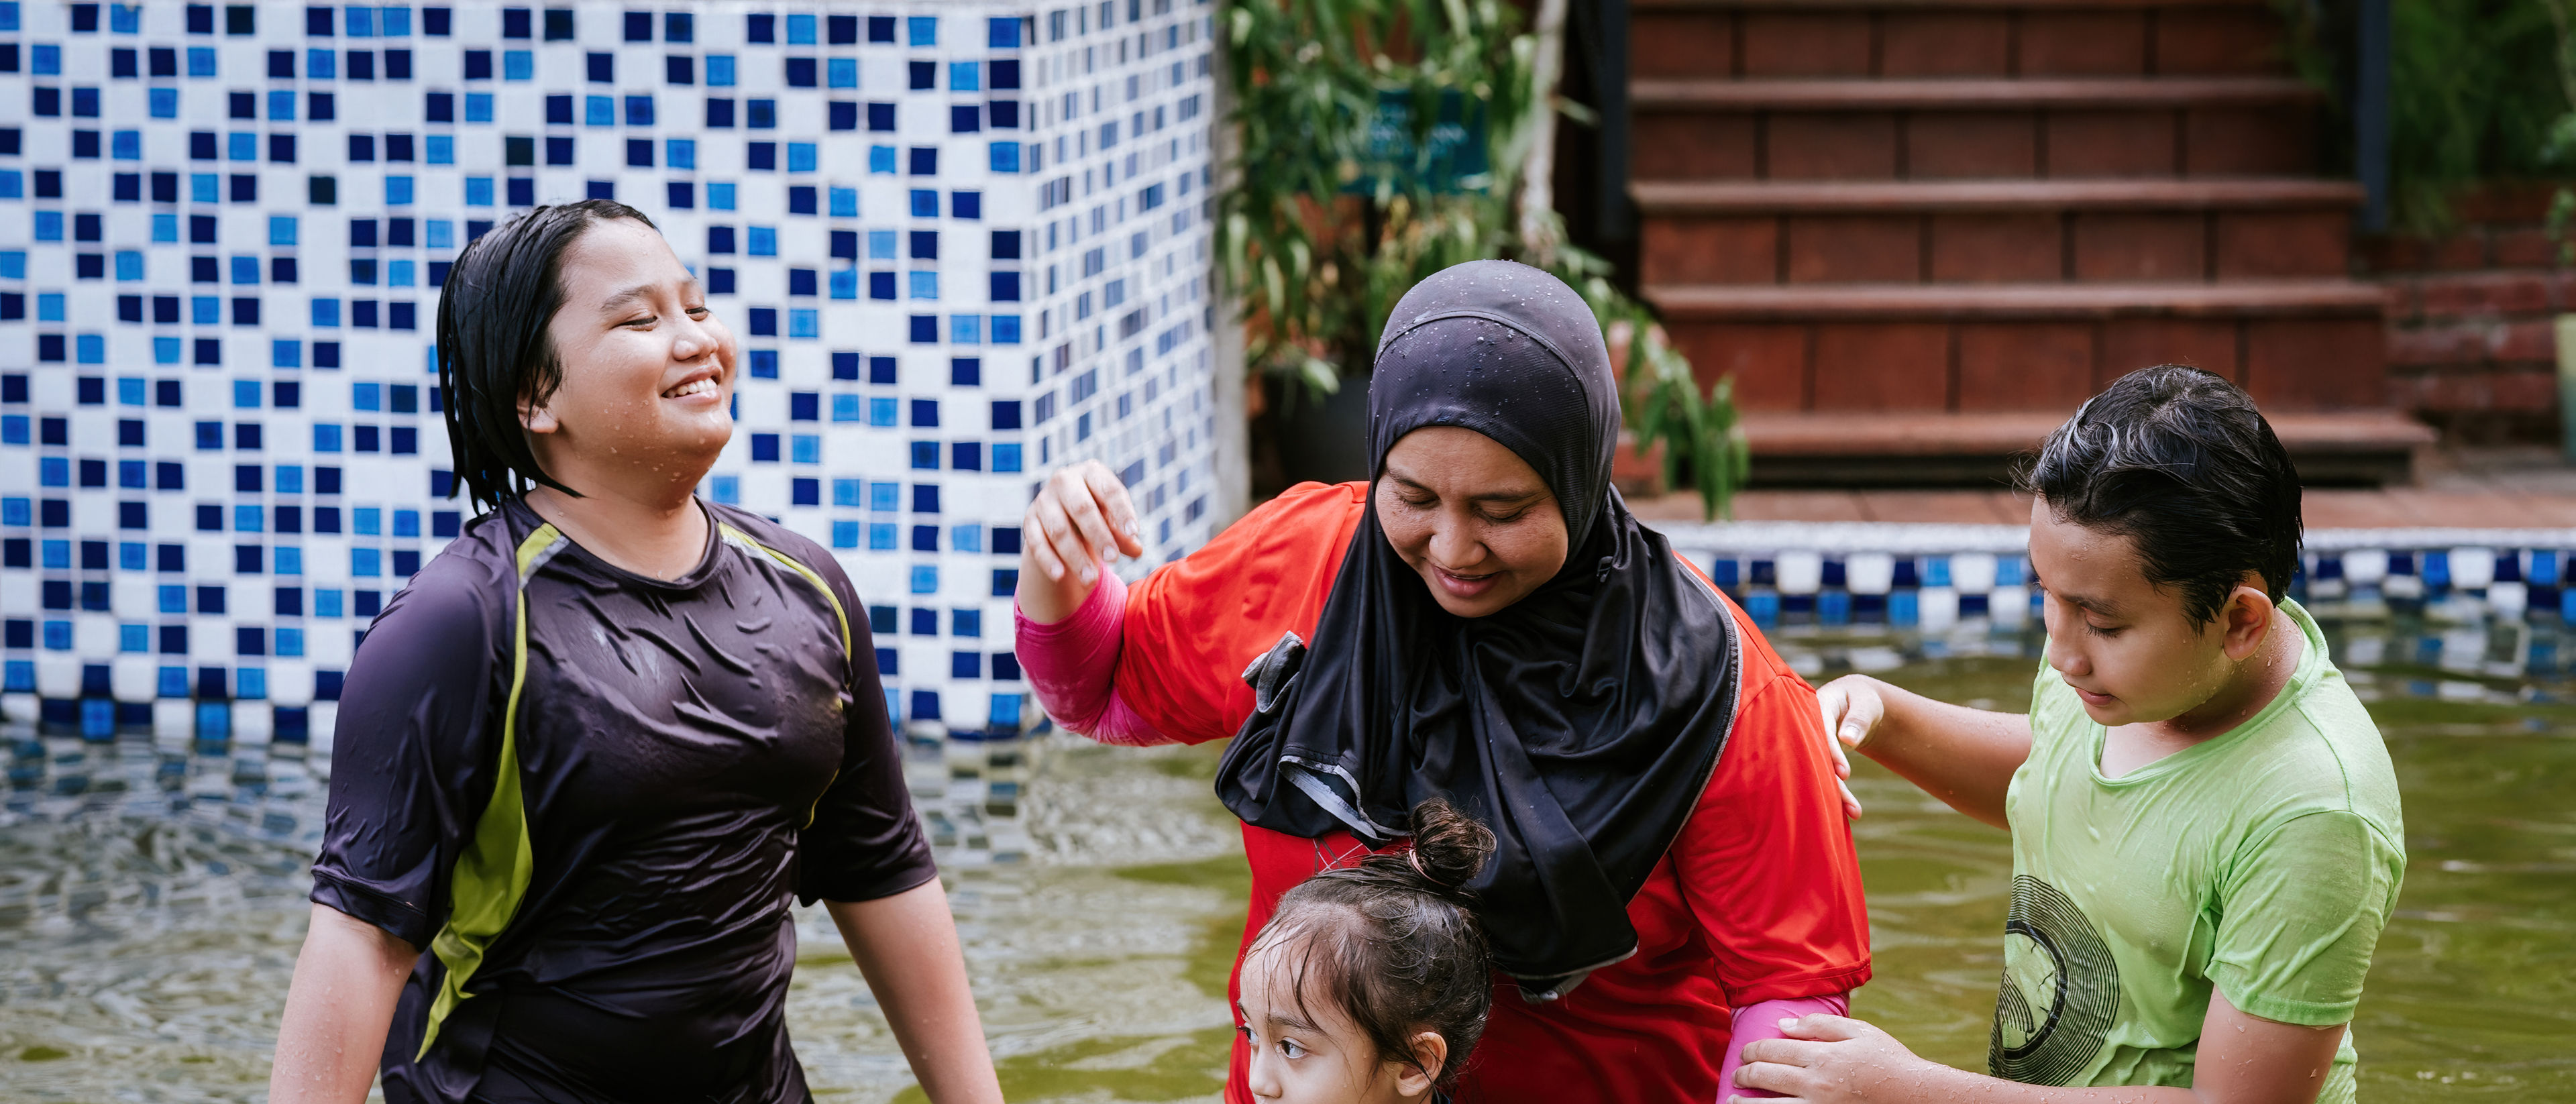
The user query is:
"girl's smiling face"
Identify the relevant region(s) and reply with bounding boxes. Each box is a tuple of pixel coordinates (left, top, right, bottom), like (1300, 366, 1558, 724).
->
(1236, 938, 1446, 1104)
(519, 216, 737, 483)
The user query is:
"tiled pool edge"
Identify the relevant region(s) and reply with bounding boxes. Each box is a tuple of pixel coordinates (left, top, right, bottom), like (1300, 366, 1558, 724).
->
(1650, 522, 2576, 555)
(1648, 520, 2576, 627)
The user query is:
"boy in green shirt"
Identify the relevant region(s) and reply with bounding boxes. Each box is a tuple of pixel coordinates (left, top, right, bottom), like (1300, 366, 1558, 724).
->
(1733, 366, 2406, 1104)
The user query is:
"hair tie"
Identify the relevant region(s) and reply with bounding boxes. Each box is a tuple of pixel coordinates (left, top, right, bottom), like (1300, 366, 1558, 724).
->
(1405, 846, 1444, 887)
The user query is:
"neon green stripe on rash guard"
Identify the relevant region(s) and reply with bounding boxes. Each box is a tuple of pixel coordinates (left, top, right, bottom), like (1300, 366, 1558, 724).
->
(720, 523, 852, 659)
(417, 522, 566, 1059)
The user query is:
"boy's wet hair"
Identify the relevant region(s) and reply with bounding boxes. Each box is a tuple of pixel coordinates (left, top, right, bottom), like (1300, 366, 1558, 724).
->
(435, 199, 658, 512)
(1251, 797, 1497, 1090)
(2020, 364, 2303, 624)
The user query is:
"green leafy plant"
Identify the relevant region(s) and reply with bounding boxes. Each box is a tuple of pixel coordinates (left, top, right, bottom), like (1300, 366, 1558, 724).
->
(2538, 0, 2576, 258)
(2390, 0, 2570, 231)
(2276, 0, 2573, 234)
(1214, 0, 1746, 518)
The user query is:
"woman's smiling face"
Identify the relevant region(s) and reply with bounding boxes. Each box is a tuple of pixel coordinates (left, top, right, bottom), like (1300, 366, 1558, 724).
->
(1374, 426, 1570, 618)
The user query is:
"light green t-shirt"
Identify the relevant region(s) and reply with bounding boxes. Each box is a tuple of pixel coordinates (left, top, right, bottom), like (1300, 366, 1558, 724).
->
(1994, 600, 2405, 1103)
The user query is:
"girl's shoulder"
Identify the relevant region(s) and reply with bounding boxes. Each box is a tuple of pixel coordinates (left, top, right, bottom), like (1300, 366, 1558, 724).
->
(369, 508, 529, 649)
(704, 500, 839, 569)
(700, 501, 865, 636)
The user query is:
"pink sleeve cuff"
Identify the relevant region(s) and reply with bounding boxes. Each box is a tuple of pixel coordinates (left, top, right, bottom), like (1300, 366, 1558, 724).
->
(1014, 569, 1175, 747)
(1719, 992, 1851, 1101)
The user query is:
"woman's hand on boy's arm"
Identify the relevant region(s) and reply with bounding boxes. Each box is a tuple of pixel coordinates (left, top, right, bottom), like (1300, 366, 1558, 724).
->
(1814, 675, 2031, 828)
(1734, 993, 2345, 1104)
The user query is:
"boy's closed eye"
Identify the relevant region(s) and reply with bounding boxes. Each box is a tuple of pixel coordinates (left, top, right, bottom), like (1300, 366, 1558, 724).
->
(2037, 573, 2129, 637)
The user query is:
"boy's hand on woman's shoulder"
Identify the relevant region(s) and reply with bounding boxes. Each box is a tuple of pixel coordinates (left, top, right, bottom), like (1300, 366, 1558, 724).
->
(1815, 676, 1887, 820)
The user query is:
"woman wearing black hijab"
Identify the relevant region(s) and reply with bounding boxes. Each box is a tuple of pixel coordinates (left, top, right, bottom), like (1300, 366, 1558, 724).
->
(1016, 260, 1869, 1103)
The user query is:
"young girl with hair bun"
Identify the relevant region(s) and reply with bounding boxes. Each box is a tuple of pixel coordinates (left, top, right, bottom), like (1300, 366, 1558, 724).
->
(1234, 798, 1501, 1104)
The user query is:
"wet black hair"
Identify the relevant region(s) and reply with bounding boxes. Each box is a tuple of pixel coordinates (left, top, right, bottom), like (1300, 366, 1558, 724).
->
(2019, 364, 2304, 624)
(435, 199, 658, 512)
(1249, 797, 1497, 1091)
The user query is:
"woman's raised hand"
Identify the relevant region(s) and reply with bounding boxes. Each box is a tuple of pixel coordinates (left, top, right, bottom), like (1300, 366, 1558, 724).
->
(1018, 459, 1147, 623)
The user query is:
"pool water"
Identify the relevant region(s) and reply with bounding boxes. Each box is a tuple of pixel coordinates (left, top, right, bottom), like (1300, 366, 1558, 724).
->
(1825, 628, 2576, 1103)
(1, 617, 2569, 1102)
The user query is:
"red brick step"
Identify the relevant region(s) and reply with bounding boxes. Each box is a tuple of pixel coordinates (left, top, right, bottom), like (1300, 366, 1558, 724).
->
(1638, 0, 2273, 9)
(1631, 76, 2317, 110)
(1646, 283, 2388, 416)
(1635, 177, 2360, 211)
(1646, 280, 2384, 318)
(1635, 2, 2293, 81)
(1633, 83, 2321, 180)
(1638, 179, 2363, 284)
(1737, 410, 2433, 486)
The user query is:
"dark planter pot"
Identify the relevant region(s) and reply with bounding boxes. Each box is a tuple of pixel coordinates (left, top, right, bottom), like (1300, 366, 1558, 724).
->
(1273, 374, 1373, 486)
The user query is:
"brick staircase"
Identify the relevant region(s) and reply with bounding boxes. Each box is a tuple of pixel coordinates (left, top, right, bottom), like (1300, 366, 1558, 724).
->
(1629, 0, 2434, 485)
(2365, 184, 2574, 443)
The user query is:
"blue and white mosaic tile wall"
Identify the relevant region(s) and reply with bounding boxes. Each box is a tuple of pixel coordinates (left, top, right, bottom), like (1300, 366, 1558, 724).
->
(0, 1, 1221, 746)
(1659, 522, 2576, 631)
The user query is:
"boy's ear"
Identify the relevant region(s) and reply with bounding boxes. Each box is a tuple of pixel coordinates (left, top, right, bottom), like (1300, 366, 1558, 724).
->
(2217, 580, 2276, 662)
(1393, 1031, 1449, 1099)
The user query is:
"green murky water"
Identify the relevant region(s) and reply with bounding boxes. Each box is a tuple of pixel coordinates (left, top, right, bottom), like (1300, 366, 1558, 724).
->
(1849, 645, 2576, 1101)
(1, 620, 2570, 1101)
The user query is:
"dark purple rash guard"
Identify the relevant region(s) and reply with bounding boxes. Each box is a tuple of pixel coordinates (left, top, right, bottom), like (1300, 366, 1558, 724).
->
(311, 499, 936, 1104)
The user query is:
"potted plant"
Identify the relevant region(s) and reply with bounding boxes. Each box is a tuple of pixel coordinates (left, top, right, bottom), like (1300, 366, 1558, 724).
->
(1216, 0, 1745, 516)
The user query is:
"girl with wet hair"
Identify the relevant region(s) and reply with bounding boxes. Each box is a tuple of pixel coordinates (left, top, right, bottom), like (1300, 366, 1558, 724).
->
(1236, 798, 1498, 1104)
(270, 201, 1003, 1104)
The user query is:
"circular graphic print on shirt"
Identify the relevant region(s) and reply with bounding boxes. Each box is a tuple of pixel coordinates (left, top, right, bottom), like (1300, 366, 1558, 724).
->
(1988, 875, 2120, 1086)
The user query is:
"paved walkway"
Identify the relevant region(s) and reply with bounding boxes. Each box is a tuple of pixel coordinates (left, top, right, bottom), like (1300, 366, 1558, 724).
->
(1629, 447, 2576, 529)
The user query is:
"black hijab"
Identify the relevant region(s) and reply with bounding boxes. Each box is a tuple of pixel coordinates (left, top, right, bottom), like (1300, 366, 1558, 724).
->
(1214, 260, 1743, 999)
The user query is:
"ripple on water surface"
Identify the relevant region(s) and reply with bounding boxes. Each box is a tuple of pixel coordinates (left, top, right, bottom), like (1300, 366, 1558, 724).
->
(1, 616, 2571, 1101)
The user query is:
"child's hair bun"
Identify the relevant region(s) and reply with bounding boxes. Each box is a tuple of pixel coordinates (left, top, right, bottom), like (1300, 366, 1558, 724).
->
(1405, 796, 1496, 893)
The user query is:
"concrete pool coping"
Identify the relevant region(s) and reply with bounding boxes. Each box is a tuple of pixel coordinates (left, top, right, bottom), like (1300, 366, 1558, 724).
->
(1647, 521, 2576, 556)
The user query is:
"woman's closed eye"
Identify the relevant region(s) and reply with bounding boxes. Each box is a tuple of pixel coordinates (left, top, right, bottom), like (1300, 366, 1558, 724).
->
(1395, 492, 1534, 524)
